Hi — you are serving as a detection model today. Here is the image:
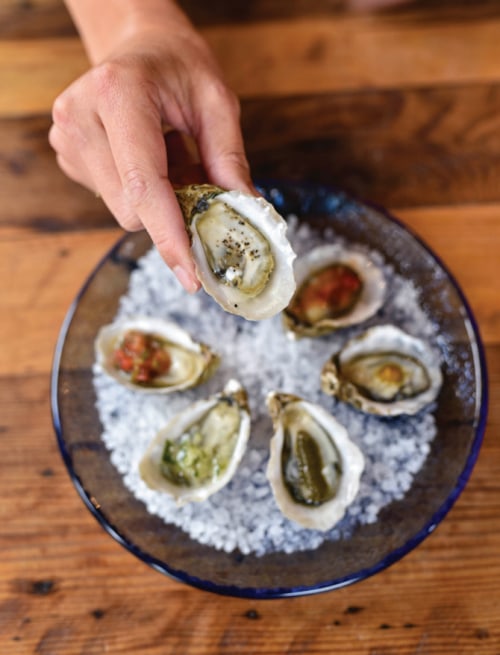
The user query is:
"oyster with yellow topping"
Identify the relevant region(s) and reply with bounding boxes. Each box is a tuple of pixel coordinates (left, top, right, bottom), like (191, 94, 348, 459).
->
(320, 324, 443, 416)
(95, 316, 219, 393)
(175, 184, 296, 320)
(283, 243, 386, 337)
(139, 380, 250, 504)
(266, 392, 364, 531)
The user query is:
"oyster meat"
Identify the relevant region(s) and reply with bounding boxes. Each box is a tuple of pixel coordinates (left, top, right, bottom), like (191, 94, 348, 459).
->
(283, 243, 386, 337)
(321, 324, 443, 416)
(95, 317, 219, 393)
(139, 380, 250, 504)
(175, 184, 296, 320)
(266, 392, 364, 531)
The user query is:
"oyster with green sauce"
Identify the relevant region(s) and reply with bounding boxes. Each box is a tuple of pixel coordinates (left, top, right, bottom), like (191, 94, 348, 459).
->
(95, 317, 219, 393)
(139, 380, 250, 504)
(320, 324, 443, 416)
(266, 392, 364, 531)
(175, 184, 296, 320)
(283, 243, 386, 337)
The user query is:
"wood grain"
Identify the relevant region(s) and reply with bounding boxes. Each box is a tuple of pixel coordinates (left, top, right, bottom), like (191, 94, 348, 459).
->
(1, 1, 500, 653)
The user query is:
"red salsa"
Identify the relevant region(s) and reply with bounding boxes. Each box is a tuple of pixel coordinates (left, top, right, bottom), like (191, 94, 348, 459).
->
(288, 264, 362, 326)
(112, 330, 172, 384)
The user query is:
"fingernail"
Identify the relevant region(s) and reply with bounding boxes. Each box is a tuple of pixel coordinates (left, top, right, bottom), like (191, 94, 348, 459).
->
(173, 265, 200, 294)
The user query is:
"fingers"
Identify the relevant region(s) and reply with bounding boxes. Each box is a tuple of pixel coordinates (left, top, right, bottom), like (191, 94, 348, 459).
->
(194, 81, 257, 195)
(96, 70, 200, 292)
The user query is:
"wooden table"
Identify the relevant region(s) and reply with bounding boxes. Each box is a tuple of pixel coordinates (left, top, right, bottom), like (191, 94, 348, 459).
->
(1, 1, 499, 652)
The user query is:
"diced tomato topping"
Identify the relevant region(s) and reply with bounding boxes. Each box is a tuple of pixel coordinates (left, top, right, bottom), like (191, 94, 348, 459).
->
(288, 264, 362, 324)
(112, 330, 171, 384)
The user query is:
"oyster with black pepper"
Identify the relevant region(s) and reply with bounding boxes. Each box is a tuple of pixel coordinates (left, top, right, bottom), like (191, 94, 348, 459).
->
(283, 243, 386, 337)
(266, 392, 364, 531)
(320, 324, 443, 416)
(175, 184, 296, 320)
(95, 317, 219, 393)
(139, 380, 250, 504)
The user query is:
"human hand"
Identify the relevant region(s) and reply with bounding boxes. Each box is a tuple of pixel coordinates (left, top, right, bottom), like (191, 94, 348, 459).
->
(49, 16, 253, 293)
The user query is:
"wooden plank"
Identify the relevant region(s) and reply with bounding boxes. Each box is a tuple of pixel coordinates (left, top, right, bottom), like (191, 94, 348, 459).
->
(2, 0, 500, 37)
(0, 38, 88, 117)
(242, 83, 500, 208)
(5, 9, 500, 116)
(0, 227, 121, 376)
(0, 0, 75, 39)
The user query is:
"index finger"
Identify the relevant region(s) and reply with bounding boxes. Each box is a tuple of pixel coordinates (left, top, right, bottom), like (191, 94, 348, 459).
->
(99, 85, 200, 293)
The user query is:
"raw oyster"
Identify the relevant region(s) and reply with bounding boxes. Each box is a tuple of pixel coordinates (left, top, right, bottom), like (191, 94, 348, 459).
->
(266, 392, 364, 531)
(175, 184, 296, 320)
(321, 324, 443, 416)
(139, 380, 250, 504)
(95, 317, 219, 393)
(283, 243, 386, 337)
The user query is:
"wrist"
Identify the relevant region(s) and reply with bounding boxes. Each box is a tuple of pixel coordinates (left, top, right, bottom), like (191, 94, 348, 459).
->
(65, 0, 195, 64)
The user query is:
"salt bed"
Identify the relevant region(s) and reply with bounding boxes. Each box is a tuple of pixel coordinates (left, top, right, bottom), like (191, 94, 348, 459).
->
(93, 219, 443, 557)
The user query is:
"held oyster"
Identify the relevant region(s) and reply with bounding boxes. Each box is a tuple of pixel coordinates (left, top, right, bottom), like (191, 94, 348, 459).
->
(175, 184, 296, 320)
(283, 243, 386, 337)
(139, 380, 250, 504)
(266, 392, 364, 531)
(320, 324, 443, 416)
(95, 317, 219, 393)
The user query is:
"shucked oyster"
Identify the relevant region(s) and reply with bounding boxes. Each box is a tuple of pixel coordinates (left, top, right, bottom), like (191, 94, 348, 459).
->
(95, 317, 219, 393)
(175, 184, 296, 320)
(139, 380, 250, 505)
(283, 243, 386, 337)
(266, 392, 364, 531)
(321, 324, 443, 416)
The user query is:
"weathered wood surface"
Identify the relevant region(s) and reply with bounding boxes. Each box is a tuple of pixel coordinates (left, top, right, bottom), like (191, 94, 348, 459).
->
(1, 1, 500, 653)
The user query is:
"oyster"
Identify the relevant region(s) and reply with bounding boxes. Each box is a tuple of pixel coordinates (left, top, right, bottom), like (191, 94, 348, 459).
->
(139, 380, 250, 504)
(266, 392, 364, 531)
(283, 243, 386, 337)
(175, 184, 296, 320)
(321, 324, 443, 416)
(95, 317, 219, 392)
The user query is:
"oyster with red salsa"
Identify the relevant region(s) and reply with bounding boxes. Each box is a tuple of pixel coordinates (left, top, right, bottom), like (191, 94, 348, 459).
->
(266, 392, 364, 531)
(95, 317, 219, 393)
(283, 243, 386, 337)
(320, 324, 443, 416)
(139, 380, 250, 504)
(175, 184, 296, 321)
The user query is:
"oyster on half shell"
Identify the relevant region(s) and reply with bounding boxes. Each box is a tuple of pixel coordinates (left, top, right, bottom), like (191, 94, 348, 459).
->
(139, 380, 250, 505)
(175, 184, 296, 320)
(320, 324, 443, 416)
(266, 392, 364, 531)
(283, 243, 386, 337)
(95, 317, 219, 393)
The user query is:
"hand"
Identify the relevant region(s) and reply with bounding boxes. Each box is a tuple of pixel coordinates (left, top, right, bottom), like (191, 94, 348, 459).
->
(49, 19, 254, 293)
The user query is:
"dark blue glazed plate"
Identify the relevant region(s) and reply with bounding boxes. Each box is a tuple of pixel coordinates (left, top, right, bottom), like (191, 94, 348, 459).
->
(51, 181, 488, 598)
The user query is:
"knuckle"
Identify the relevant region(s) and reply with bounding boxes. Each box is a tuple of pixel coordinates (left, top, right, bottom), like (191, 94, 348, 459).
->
(114, 206, 143, 232)
(205, 79, 241, 116)
(122, 167, 152, 207)
(52, 92, 73, 128)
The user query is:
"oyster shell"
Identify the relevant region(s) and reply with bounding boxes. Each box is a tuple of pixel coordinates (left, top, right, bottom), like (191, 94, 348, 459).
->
(283, 243, 386, 337)
(321, 324, 443, 416)
(175, 184, 296, 320)
(95, 317, 219, 393)
(139, 380, 250, 504)
(266, 392, 364, 531)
